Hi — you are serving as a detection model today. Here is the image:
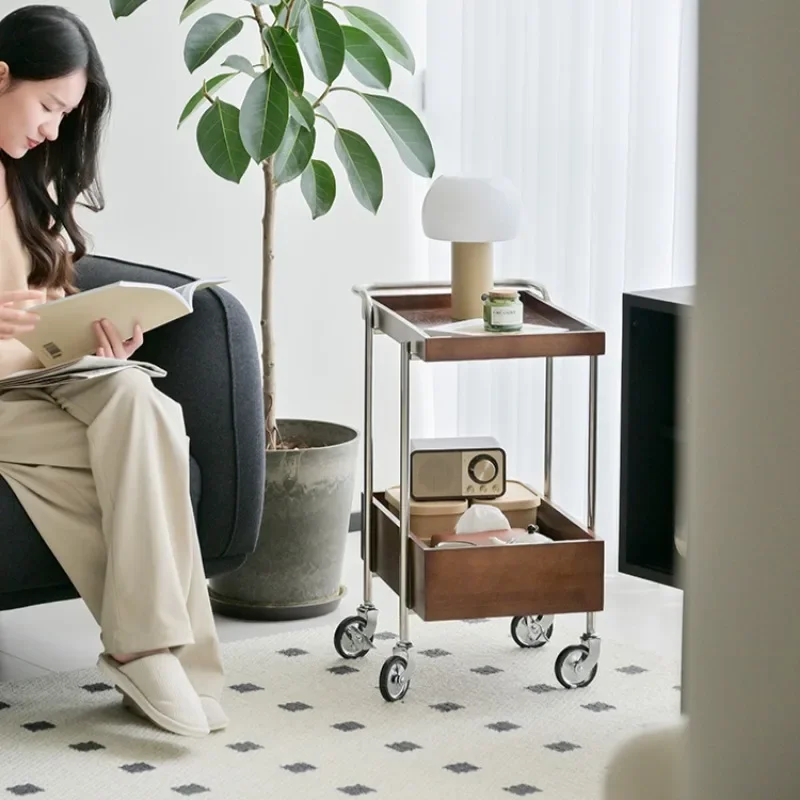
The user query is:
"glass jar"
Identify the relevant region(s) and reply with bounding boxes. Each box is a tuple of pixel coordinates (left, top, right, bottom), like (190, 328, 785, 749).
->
(482, 289, 523, 332)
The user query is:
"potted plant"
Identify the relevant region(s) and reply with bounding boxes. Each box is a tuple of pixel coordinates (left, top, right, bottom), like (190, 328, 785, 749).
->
(109, 0, 435, 619)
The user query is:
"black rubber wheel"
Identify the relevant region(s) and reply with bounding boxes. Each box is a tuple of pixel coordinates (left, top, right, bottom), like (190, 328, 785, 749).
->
(379, 655, 411, 702)
(510, 615, 554, 648)
(554, 644, 598, 689)
(333, 615, 372, 659)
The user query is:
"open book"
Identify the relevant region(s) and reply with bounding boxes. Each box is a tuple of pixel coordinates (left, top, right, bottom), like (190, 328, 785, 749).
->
(16, 278, 227, 366)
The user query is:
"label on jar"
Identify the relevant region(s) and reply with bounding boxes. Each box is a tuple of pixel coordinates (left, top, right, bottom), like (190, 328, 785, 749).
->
(490, 304, 523, 327)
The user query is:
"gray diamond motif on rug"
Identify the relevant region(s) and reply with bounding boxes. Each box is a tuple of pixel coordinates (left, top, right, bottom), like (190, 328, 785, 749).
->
(120, 763, 155, 774)
(6, 785, 43, 796)
(445, 762, 480, 774)
(69, 741, 105, 752)
(674, 685, 681, 691)
(172, 785, 209, 795)
(227, 741, 263, 753)
(328, 665, 359, 676)
(278, 648, 308, 657)
(583, 702, 616, 713)
(487, 721, 521, 732)
(525, 683, 558, 694)
(282, 763, 316, 773)
(333, 721, 365, 732)
(386, 741, 422, 753)
(545, 741, 581, 753)
(80, 682, 113, 694)
(472, 665, 503, 675)
(22, 721, 55, 732)
(229, 682, 264, 693)
(0, 701, 9, 710)
(279, 701, 312, 712)
(338, 785, 375, 795)
(504, 785, 542, 796)
(374, 631, 397, 640)
(617, 664, 648, 675)
(430, 701, 464, 713)
(420, 648, 451, 658)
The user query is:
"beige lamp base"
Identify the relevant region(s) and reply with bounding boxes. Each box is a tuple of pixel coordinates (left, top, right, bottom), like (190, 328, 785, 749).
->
(450, 242, 493, 320)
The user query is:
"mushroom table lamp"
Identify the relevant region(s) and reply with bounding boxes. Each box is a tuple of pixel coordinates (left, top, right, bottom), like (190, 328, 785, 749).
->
(422, 175, 521, 320)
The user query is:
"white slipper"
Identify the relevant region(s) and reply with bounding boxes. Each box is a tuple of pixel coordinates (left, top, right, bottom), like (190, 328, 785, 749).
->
(122, 692, 229, 732)
(98, 653, 209, 738)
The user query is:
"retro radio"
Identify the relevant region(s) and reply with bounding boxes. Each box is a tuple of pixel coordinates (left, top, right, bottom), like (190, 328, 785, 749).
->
(409, 436, 507, 501)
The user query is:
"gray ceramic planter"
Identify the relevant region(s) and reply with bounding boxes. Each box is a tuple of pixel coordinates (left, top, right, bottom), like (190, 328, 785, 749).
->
(209, 419, 359, 621)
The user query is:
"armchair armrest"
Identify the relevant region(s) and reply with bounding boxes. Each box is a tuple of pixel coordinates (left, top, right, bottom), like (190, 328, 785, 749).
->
(74, 255, 265, 562)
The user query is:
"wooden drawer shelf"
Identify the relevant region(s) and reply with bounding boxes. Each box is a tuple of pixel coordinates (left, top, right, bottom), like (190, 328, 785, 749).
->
(370, 288, 606, 362)
(367, 492, 604, 622)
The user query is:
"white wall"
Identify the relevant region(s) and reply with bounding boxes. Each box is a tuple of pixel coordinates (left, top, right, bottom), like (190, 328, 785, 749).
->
(4, 0, 430, 501)
(685, 0, 800, 796)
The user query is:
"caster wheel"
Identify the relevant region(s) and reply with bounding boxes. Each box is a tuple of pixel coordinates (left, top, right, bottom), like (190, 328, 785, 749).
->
(511, 615, 554, 648)
(333, 616, 372, 659)
(379, 655, 411, 702)
(554, 644, 598, 689)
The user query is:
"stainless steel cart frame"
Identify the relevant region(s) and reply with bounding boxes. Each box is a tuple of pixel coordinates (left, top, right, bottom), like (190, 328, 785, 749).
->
(333, 279, 602, 701)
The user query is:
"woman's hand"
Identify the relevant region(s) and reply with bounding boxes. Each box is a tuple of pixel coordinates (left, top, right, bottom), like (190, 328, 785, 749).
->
(0, 290, 44, 340)
(94, 319, 144, 360)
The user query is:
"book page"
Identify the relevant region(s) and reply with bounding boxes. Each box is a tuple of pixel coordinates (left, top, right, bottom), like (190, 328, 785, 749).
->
(174, 277, 228, 307)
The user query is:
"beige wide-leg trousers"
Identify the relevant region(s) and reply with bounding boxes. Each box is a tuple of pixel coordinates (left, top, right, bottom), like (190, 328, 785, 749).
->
(0, 367, 224, 701)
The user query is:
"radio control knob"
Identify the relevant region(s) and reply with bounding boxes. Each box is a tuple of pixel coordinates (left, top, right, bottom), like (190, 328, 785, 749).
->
(468, 454, 498, 485)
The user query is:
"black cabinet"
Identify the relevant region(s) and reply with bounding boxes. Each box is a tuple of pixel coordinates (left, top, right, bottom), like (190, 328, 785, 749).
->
(619, 287, 693, 589)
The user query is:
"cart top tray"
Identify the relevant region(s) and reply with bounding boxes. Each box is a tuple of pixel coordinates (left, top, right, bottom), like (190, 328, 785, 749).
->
(368, 287, 606, 362)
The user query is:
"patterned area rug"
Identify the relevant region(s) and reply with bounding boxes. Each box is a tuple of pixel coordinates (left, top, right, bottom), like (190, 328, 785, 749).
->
(0, 614, 681, 799)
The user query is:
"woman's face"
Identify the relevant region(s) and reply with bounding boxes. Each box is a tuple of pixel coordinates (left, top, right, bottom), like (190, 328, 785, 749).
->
(0, 65, 86, 159)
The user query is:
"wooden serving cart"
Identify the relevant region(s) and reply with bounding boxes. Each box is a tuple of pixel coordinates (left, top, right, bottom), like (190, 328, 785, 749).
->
(332, 280, 605, 702)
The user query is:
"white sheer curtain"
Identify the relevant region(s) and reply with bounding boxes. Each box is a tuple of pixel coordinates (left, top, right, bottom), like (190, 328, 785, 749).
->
(420, 0, 697, 572)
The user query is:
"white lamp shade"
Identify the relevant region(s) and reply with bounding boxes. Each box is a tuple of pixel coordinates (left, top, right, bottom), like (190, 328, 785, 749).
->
(422, 175, 521, 242)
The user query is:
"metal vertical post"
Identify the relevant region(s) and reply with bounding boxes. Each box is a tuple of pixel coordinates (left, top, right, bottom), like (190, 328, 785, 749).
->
(398, 342, 412, 643)
(361, 303, 375, 604)
(544, 357, 554, 499)
(586, 354, 599, 637)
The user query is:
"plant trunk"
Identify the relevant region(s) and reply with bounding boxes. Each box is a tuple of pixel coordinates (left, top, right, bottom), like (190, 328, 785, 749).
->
(262, 158, 277, 449)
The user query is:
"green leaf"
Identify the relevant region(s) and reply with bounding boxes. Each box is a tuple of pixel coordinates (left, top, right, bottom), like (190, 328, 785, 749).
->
(301, 160, 336, 219)
(221, 55, 259, 78)
(196, 100, 251, 183)
(178, 72, 236, 128)
(274, 120, 316, 185)
(289, 93, 315, 130)
(110, 0, 149, 18)
(342, 25, 391, 90)
(264, 26, 304, 94)
(180, 0, 214, 23)
(239, 68, 290, 162)
(184, 13, 244, 74)
(334, 129, 382, 213)
(342, 6, 415, 73)
(360, 94, 435, 177)
(271, 0, 322, 28)
(297, 4, 345, 84)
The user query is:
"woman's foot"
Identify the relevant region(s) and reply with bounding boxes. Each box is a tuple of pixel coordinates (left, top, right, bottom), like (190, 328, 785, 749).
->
(122, 692, 229, 732)
(98, 652, 209, 737)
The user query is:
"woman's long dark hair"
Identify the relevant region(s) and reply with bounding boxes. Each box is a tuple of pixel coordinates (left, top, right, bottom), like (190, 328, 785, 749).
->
(0, 5, 110, 292)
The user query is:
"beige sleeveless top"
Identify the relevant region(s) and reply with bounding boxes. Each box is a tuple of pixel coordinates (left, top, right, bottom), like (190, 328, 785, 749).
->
(0, 198, 44, 378)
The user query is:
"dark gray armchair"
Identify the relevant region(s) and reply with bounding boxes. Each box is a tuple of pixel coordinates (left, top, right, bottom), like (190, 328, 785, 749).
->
(0, 255, 265, 611)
